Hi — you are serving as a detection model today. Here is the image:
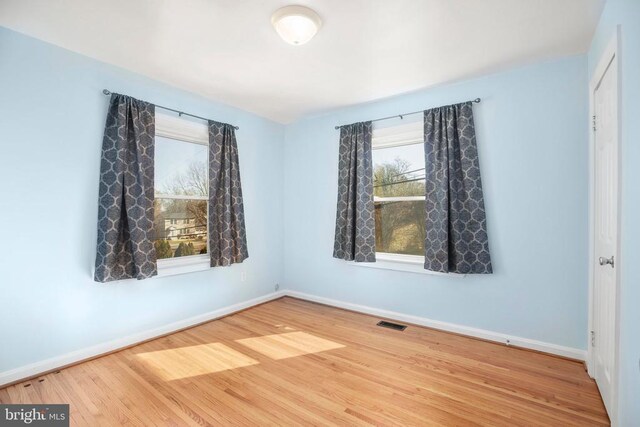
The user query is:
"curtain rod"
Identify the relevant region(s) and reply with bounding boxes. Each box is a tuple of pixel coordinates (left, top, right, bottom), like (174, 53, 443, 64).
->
(333, 98, 481, 130)
(102, 89, 240, 130)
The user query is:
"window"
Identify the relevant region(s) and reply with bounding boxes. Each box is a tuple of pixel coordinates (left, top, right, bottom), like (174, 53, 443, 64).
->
(350, 119, 460, 276)
(372, 120, 426, 262)
(153, 114, 210, 275)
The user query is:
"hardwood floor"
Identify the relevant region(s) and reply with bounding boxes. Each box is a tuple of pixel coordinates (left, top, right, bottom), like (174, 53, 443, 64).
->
(0, 297, 609, 426)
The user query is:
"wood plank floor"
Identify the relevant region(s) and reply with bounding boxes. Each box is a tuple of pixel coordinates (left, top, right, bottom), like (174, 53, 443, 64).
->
(0, 297, 609, 426)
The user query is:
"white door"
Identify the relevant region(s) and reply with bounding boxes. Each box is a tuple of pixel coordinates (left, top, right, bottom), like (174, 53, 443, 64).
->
(592, 53, 618, 416)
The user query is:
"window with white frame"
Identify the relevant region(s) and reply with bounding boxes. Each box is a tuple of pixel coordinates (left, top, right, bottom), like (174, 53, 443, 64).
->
(372, 120, 425, 261)
(153, 114, 210, 273)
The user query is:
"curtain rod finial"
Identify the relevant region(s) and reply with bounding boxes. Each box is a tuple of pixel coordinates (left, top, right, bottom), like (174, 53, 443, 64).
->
(102, 89, 111, 96)
(473, 98, 481, 103)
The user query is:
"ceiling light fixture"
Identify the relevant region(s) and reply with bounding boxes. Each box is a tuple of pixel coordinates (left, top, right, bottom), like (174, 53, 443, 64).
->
(271, 5, 322, 46)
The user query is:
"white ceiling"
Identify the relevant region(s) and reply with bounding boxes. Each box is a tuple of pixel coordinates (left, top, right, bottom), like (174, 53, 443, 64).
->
(0, 0, 604, 123)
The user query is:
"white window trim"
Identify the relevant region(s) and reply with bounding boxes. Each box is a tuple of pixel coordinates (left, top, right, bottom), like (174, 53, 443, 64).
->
(374, 195, 424, 202)
(156, 254, 210, 277)
(368, 122, 462, 276)
(156, 113, 209, 146)
(155, 194, 208, 201)
(372, 120, 423, 149)
(155, 113, 210, 277)
(348, 252, 461, 277)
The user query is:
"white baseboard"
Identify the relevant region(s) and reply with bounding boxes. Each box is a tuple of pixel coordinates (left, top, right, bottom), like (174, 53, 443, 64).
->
(285, 290, 587, 361)
(0, 288, 586, 388)
(0, 290, 286, 388)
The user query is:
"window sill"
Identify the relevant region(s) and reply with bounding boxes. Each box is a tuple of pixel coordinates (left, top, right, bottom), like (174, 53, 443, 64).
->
(348, 253, 465, 277)
(156, 254, 210, 277)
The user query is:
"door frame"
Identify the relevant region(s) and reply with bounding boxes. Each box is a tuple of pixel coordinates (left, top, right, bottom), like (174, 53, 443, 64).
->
(586, 26, 621, 422)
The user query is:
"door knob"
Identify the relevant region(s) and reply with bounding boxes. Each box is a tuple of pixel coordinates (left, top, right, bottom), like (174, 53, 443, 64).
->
(599, 256, 614, 268)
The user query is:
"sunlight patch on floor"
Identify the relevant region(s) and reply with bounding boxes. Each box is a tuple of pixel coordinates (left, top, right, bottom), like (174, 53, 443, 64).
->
(236, 331, 345, 360)
(274, 324, 297, 331)
(136, 343, 259, 380)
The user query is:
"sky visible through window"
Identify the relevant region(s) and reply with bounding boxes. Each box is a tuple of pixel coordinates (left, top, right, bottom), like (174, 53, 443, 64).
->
(373, 143, 423, 169)
(155, 136, 207, 196)
(373, 142, 425, 197)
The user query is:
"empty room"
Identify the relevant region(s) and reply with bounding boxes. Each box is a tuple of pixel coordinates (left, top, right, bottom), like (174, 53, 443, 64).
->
(0, 0, 638, 425)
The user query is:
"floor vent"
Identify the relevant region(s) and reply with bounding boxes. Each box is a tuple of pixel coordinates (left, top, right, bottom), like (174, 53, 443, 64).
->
(377, 320, 407, 331)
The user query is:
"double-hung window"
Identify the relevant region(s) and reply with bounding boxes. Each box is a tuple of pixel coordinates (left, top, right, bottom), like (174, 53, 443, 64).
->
(372, 119, 427, 266)
(153, 114, 210, 276)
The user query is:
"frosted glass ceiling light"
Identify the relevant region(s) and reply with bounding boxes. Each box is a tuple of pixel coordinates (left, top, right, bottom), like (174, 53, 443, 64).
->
(271, 5, 322, 45)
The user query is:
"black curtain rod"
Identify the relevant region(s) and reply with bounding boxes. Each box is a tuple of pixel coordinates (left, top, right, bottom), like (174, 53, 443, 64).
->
(102, 89, 239, 130)
(334, 98, 481, 130)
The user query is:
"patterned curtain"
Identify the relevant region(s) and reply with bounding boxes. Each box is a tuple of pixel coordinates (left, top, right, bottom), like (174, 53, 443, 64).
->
(423, 102, 492, 274)
(333, 121, 376, 262)
(208, 121, 248, 266)
(94, 94, 157, 282)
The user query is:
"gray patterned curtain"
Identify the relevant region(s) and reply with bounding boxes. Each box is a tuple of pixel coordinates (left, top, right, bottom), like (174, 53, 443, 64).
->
(208, 121, 248, 267)
(423, 102, 492, 274)
(333, 121, 376, 262)
(94, 94, 157, 282)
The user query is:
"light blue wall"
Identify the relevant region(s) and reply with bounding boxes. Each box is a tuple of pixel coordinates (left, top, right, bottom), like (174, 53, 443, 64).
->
(283, 56, 589, 350)
(0, 27, 284, 372)
(588, 0, 640, 424)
